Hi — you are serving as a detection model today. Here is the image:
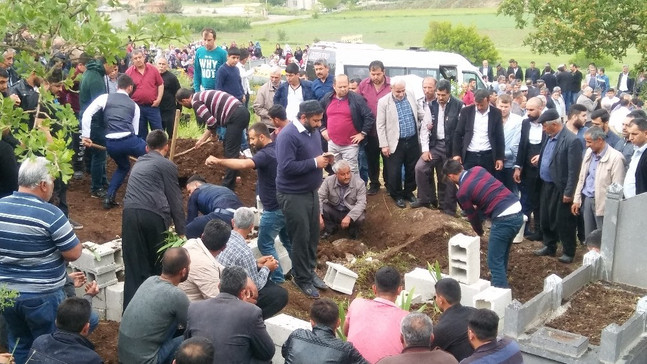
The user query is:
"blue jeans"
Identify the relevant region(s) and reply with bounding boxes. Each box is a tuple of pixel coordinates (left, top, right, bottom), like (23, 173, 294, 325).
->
(89, 310, 99, 334)
(3, 289, 65, 364)
(358, 144, 369, 184)
(138, 106, 163, 139)
(106, 135, 147, 197)
(258, 209, 292, 283)
(488, 212, 524, 288)
(156, 320, 183, 364)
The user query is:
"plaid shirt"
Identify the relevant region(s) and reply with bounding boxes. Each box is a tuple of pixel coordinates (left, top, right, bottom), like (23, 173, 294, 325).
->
(394, 96, 416, 139)
(217, 230, 269, 290)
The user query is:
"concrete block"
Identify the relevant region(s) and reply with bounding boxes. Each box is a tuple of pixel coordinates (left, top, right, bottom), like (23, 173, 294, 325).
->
(251, 207, 261, 228)
(448, 233, 480, 284)
(324, 262, 358, 295)
(599, 309, 647, 363)
(561, 265, 593, 301)
(265, 314, 310, 347)
(70, 242, 117, 273)
(277, 248, 292, 275)
(256, 195, 264, 212)
(404, 268, 437, 301)
(85, 269, 118, 289)
(531, 327, 588, 358)
(543, 274, 563, 310)
(106, 283, 124, 322)
(395, 290, 422, 307)
(503, 291, 555, 339)
(249, 237, 293, 274)
(95, 307, 106, 320)
(248, 238, 262, 259)
(473, 286, 512, 318)
(459, 279, 491, 308)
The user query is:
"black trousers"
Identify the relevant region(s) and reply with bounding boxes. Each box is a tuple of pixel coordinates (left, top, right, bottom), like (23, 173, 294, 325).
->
(366, 134, 388, 189)
(540, 182, 577, 257)
(463, 149, 495, 175)
(160, 108, 177, 139)
(520, 168, 542, 233)
(222, 106, 250, 190)
(277, 191, 319, 286)
(257, 280, 288, 319)
(122, 208, 166, 311)
(385, 135, 420, 200)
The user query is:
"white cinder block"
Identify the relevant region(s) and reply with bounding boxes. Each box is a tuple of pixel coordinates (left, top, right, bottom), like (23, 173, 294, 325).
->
(249, 237, 293, 274)
(395, 290, 422, 307)
(404, 268, 449, 301)
(448, 233, 480, 285)
(106, 282, 124, 322)
(265, 314, 311, 346)
(92, 288, 107, 310)
(271, 345, 283, 364)
(459, 279, 491, 308)
(323, 262, 358, 295)
(248, 238, 262, 259)
(473, 286, 512, 318)
(71, 242, 117, 273)
(85, 269, 118, 289)
(256, 195, 264, 212)
(95, 307, 106, 320)
(277, 249, 292, 275)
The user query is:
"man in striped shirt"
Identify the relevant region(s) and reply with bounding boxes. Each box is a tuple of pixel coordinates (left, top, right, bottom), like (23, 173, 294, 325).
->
(0, 157, 82, 364)
(444, 160, 523, 288)
(177, 88, 250, 190)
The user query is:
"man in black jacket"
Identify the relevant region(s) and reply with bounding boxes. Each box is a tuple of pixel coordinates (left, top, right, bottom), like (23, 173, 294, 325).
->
(534, 109, 583, 263)
(283, 298, 367, 364)
(320, 74, 375, 174)
(413, 79, 463, 214)
(453, 89, 505, 176)
(29, 297, 103, 364)
(624, 117, 647, 198)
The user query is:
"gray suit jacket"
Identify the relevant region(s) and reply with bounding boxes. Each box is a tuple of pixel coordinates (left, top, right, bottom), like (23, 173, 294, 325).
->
(376, 90, 424, 152)
(185, 292, 275, 363)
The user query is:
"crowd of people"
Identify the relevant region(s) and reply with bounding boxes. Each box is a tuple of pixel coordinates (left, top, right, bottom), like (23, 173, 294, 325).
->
(1, 26, 647, 364)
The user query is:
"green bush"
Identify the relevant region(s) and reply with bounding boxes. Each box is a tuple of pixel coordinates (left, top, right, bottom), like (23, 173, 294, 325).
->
(423, 21, 499, 65)
(277, 29, 287, 42)
(568, 51, 614, 71)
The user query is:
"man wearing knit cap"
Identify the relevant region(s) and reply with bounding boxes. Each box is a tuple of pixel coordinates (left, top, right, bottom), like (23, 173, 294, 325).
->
(533, 109, 583, 263)
(275, 100, 331, 298)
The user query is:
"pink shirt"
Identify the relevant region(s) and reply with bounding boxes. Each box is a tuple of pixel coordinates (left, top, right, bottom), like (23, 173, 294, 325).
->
(358, 77, 391, 117)
(326, 97, 357, 146)
(345, 297, 409, 363)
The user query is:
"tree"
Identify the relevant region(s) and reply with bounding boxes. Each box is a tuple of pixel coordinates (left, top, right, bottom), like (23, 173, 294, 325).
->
(422, 22, 499, 65)
(320, 0, 342, 10)
(498, 0, 647, 68)
(0, 0, 186, 182)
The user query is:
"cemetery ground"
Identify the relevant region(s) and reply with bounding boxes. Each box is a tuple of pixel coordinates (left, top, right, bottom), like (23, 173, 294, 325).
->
(66, 138, 642, 363)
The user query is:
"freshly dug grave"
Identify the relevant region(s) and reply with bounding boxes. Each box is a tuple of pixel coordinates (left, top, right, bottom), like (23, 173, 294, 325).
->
(546, 281, 647, 345)
(64, 137, 585, 363)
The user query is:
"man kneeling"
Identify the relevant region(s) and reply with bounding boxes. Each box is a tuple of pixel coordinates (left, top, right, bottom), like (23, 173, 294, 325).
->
(318, 160, 367, 239)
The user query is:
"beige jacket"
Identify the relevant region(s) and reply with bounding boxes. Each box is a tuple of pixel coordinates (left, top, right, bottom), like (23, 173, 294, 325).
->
(574, 145, 626, 216)
(318, 173, 367, 221)
(253, 80, 277, 127)
(376, 90, 424, 152)
(178, 238, 224, 301)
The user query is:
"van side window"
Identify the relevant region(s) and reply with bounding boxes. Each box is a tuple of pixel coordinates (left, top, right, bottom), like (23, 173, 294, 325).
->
(462, 71, 486, 90)
(439, 66, 458, 82)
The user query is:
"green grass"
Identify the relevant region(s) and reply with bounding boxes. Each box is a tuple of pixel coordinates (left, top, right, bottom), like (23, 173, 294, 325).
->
(203, 6, 639, 80)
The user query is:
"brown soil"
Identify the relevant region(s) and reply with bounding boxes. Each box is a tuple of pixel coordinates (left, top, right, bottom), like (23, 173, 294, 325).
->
(66, 137, 587, 363)
(546, 281, 647, 345)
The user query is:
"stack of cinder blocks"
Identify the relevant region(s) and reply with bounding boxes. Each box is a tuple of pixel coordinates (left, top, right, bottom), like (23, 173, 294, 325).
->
(69, 239, 124, 322)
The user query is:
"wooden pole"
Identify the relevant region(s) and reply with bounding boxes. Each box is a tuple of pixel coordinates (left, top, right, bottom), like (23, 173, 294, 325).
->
(89, 143, 137, 162)
(169, 109, 181, 162)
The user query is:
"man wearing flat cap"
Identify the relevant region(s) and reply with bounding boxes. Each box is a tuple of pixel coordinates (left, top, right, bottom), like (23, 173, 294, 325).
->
(533, 109, 583, 263)
(275, 100, 331, 298)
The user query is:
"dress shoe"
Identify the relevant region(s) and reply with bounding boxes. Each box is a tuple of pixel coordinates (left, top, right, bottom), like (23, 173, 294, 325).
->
(558, 255, 574, 263)
(534, 247, 556, 257)
(103, 196, 119, 210)
(405, 195, 417, 204)
(292, 280, 319, 299)
(367, 186, 379, 195)
(410, 200, 432, 209)
(394, 199, 406, 209)
(312, 275, 328, 290)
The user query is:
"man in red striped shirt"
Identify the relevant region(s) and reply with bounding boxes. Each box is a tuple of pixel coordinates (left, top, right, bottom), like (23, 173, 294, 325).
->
(444, 160, 523, 288)
(177, 88, 250, 190)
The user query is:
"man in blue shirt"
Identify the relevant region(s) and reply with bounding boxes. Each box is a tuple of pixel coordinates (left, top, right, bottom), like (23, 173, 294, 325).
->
(185, 175, 244, 239)
(312, 59, 333, 100)
(0, 157, 82, 363)
(276, 100, 331, 298)
(215, 47, 245, 102)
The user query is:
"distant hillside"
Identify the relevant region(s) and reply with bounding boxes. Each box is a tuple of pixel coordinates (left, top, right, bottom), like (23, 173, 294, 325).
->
(364, 0, 502, 9)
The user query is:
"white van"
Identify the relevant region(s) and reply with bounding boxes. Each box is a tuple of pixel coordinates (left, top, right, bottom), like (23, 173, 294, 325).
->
(305, 41, 486, 90)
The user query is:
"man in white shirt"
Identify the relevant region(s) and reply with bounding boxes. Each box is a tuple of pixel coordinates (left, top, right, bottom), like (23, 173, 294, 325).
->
(624, 117, 647, 198)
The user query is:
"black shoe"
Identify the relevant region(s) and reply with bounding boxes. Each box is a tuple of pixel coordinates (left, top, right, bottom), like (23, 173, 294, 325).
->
(91, 189, 107, 199)
(430, 201, 439, 209)
(292, 280, 319, 298)
(349, 229, 359, 239)
(321, 231, 332, 240)
(558, 255, 574, 263)
(103, 196, 119, 209)
(526, 233, 543, 241)
(405, 195, 417, 204)
(283, 269, 293, 281)
(410, 200, 432, 209)
(394, 199, 406, 209)
(534, 247, 556, 257)
(367, 186, 379, 195)
(312, 275, 328, 290)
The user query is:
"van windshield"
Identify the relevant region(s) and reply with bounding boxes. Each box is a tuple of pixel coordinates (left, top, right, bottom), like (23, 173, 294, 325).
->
(305, 49, 336, 80)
